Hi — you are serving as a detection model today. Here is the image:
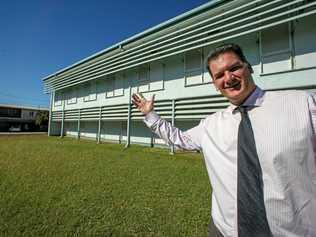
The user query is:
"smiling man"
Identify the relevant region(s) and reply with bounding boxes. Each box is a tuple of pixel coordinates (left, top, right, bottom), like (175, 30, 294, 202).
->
(208, 45, 255, 106)
(132, 44, 316, 237)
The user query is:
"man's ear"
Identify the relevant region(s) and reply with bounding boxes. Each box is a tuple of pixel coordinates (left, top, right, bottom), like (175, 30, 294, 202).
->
(247, 63, 254, 74)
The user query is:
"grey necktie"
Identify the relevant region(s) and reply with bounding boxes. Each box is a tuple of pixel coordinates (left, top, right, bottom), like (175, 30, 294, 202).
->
(237, 106, 272, 236)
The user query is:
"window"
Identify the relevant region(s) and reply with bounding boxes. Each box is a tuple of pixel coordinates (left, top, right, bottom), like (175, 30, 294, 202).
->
(293, 14, 316, 69)
(136, 62, 164, 93)
(67, 88, 77, 104)
(106, 73, 124, 98)
(149, 61, 164, 91)
(260, 23, 293, 74)
(137, 64, 150, 92)
(84, 81, 97, 102)
(184, 48, 210, 86)
(54, 91, 63, 107)
(0, 107, 21, 118)
(203, 47, 212, 83)
(260, 18, 316, 74)
(106, 77, 114, 98)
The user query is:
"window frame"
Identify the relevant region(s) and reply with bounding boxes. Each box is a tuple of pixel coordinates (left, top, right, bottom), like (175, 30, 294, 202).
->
(67, 88, 77, 105)
(184, 47, 212, 87)
(83, 81, 97, 102)
(105, 73, 125, 98)
(54, 91, 63, 107)
(259, 22, 294, 75)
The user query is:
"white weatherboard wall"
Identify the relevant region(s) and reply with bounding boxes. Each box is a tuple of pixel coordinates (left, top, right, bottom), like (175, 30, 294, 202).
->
(47, 0, 316, 148)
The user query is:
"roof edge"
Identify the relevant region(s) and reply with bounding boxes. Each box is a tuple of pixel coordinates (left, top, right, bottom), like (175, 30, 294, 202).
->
(0, 103, 49, 111)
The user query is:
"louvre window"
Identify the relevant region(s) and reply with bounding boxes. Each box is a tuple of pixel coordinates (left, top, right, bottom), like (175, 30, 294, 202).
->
(293, 14, 316, 69)
(184, 48, 210, 86)
(0, 107, 21, 118)
(138, 64, 150, 92)
(260, 23, 293, 74)
(106, 73, 124, 98)
(54, 92, 63, 107)
(67, 88, 77, 104)
(84, 81, 97, 102)
(137, 62, 164, 93)
(149, 61, 164, 91)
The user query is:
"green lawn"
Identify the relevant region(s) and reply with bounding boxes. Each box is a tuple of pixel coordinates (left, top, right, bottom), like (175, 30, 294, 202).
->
(0, 135, 211, 236)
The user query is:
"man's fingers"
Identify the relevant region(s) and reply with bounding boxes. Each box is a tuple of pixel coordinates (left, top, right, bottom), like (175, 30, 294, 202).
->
(131, 93, 155, 114)
(131, 98, 139, 105)
(137, 93, 145, 99)
(132, 93, 146, 109)
(132, 97, 141, 108)
(132, 93, 139, 102)
(132, 93, 145, 102)
(150, 94, 155, 102)
(132, 99, 141, 108)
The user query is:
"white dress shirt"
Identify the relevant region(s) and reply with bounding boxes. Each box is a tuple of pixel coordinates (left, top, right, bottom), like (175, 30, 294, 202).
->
(144, 87, 316, 237)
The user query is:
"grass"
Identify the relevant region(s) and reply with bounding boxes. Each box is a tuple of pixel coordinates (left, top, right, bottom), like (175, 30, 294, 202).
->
(0, 135, 211, 236)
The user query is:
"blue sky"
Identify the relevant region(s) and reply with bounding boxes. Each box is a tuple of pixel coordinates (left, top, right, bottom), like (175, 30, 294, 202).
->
(0, 0, 210, 108)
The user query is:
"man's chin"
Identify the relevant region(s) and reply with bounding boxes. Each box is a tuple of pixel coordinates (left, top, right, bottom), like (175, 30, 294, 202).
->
(224, 88, 242, 97)
(225, 92, 244, 105)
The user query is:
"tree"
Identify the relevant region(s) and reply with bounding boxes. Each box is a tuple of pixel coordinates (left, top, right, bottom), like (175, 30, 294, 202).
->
(35, 110, 49, 127)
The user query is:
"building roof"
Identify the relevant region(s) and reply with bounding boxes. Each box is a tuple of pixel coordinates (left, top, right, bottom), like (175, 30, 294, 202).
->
(0, 103, 49, 111)
(42, 0, 316, 93)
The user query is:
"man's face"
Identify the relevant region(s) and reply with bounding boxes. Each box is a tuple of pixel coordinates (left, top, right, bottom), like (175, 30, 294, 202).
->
(209, 51, 256, 105)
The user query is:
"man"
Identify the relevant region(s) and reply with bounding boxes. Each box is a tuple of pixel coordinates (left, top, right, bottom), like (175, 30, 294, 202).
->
(132, 44, 316, 237)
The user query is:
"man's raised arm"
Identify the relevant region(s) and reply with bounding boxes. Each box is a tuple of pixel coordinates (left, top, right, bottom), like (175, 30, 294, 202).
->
(132, 93, 203, 151)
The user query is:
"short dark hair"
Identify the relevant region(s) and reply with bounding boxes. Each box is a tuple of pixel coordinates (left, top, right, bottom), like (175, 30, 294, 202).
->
(206, 43, 252, 77)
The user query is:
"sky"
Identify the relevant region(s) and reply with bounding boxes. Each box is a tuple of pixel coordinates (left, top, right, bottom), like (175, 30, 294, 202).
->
(0, 0, 210, 108)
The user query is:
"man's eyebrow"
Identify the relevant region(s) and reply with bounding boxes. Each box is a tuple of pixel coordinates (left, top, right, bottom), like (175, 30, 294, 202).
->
(228, 61, 243, 69)
(213, 71, 223, 78)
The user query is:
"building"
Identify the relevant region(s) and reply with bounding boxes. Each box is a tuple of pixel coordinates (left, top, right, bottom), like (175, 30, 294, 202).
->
(43, 0, 316, 151)
(0, 104, 49, 132)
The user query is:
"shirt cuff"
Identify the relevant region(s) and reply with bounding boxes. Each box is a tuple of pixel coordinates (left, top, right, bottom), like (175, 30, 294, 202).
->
(143, 111, 160, 127)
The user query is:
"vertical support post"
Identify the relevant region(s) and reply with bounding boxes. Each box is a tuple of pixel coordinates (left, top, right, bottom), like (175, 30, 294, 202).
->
(289, 21, 294, 70)
(258, 31, 263, 74)
(97, 107, 102, 144)
(125, 86, 132, 148)
(48, 92, 53, 136)
(60, 99, 65, 138)
(77, 109, 81, 139)
(170, 99, 176, 155)
(150, 134, 154, 148)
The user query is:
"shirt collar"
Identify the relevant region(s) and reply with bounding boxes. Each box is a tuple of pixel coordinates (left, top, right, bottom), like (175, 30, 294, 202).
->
(227, 86, 265, 113)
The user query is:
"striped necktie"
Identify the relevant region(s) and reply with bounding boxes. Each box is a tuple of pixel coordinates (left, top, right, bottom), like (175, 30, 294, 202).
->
(237, 106, 272, 236)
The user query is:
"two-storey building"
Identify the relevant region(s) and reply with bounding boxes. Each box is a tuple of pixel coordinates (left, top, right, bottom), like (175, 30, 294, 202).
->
(43, 0, 316, 151)
(0, 104, 48, 132)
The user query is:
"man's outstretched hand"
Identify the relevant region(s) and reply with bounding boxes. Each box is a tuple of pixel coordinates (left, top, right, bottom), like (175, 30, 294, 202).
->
(132, 93, 155, 115)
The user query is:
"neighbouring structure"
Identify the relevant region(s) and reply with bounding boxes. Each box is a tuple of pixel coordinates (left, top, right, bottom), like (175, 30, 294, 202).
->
(0, 104, 48, 132)
(43, 0, 316, 151)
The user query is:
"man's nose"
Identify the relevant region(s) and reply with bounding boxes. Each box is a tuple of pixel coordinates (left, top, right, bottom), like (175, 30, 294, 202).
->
(224, 71, 234, 81)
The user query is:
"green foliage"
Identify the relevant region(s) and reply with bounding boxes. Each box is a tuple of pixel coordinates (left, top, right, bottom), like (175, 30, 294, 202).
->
(0, 135, 211, 236)
(35, 111, 49, 126)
